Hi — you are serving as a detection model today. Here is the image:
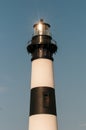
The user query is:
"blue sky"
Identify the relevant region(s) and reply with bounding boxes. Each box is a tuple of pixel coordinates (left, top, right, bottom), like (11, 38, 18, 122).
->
(0, 0, 86, 130)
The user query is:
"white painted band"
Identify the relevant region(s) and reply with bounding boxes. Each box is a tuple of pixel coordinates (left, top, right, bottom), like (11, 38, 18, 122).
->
(29, 114, 58, 130)
(31, 59, 55, 88)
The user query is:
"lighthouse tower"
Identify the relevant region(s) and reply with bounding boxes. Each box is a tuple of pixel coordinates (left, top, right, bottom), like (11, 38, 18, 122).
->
(27, 19, 58, 130)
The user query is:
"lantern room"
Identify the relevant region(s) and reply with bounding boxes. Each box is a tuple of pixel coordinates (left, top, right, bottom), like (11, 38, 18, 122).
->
(33, 19, 51, 36)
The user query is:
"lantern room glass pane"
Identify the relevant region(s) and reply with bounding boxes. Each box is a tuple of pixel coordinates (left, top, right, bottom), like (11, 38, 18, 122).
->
(33, 24, 51, 36)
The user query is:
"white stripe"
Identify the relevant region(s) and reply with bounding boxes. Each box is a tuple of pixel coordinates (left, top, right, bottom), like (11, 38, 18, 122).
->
(31, 59, 55, 88)
(29, 114, 58, 130)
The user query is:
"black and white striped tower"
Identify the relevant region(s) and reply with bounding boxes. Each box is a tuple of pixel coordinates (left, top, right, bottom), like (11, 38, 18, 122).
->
(27, 19, 58, 130)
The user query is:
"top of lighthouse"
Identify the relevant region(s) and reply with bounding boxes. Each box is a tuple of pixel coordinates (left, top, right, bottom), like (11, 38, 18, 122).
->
(27, 19, 57, 61)
(33, 19, 51, 36)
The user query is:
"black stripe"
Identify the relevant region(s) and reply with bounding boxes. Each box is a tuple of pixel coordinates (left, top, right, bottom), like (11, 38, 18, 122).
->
(27, 35, 57, 61)
(29, 87, 57, 116)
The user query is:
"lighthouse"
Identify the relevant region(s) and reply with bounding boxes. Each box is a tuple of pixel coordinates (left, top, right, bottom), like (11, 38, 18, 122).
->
(27, 19, 58, 130)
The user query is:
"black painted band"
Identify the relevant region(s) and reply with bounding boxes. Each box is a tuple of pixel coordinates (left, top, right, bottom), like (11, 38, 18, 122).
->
(27, 35, 57, 61)
(29, 87, 57, 116)
(27, 44, 57, 61)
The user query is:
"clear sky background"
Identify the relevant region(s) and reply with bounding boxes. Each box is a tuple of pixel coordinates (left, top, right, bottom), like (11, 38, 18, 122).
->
(0, 0, 86, 130)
